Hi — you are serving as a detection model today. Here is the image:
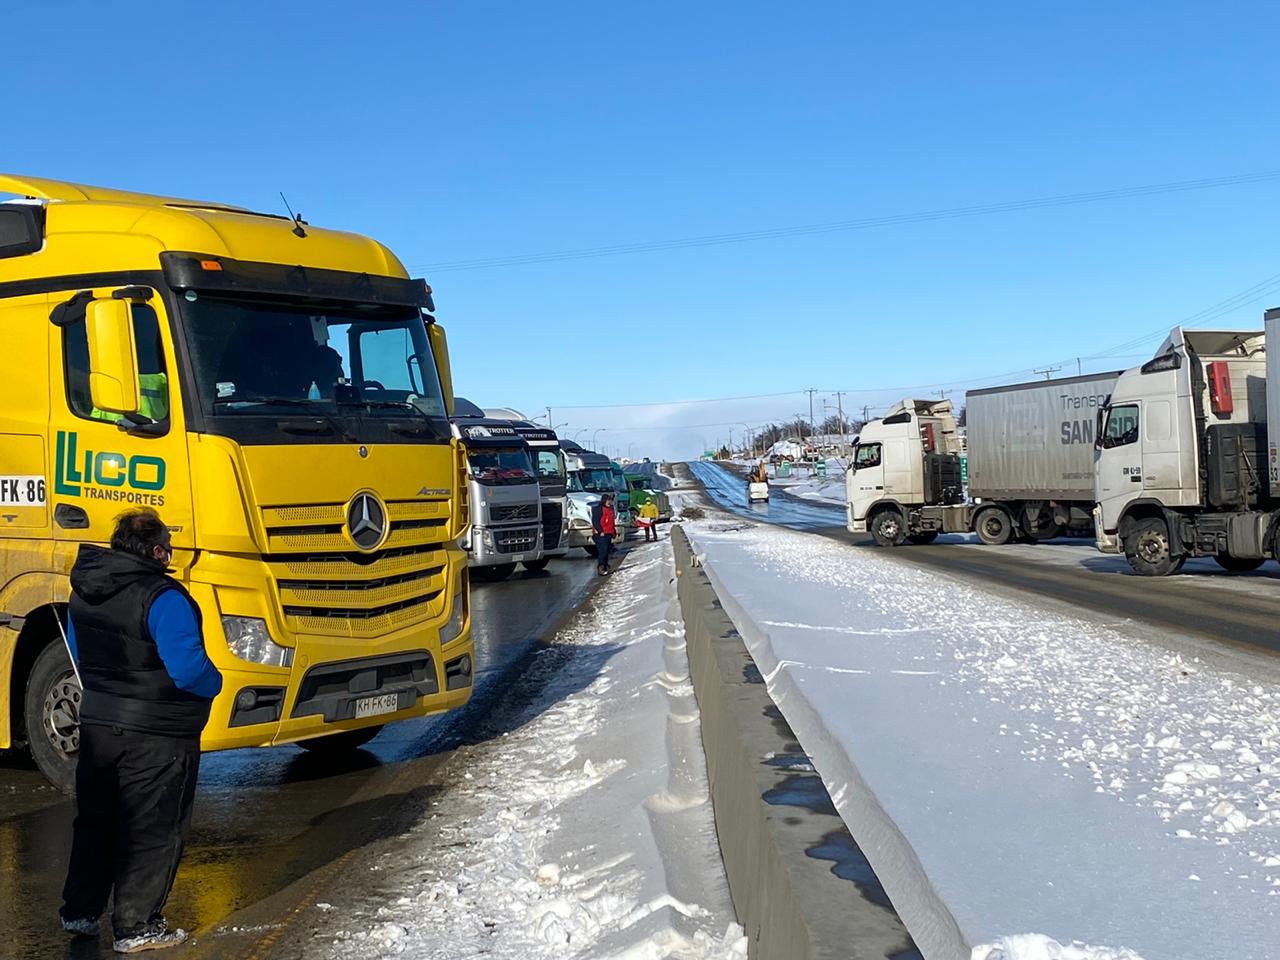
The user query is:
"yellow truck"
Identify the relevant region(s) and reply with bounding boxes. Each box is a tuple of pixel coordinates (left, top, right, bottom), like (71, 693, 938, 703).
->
(0, 175, 473, 789)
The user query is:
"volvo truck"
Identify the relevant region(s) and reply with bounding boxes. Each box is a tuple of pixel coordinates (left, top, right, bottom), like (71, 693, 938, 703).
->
(451, 399, 542, 581)
(0, 175, 472, 789)
(849, 370, 1120, 547)
(482, 410, 569, 571)
(1094, 324, 1273, 576)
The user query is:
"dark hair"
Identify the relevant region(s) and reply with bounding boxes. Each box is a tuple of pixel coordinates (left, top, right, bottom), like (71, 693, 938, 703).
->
(110, 508, 170, 560)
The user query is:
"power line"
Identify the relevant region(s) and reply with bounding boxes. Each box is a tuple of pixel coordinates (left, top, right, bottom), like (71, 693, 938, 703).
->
(408, 170, 1280, 273)
(550, 266, 1279, 413)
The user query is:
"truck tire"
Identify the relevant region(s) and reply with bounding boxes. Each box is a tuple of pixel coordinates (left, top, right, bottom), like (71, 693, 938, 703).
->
(974, 508, 1013, 546)
(297, 725, 383, 753)
(1019, 504, 1063, 542)
(1213, 554, 1264, 573)
(521, 558, 551, 573)
(869, 510, 906, 547)
(24, 641, 81, 793)
(1123, 517, 1185, 576)
(907, 531, 939, 545)
(474, 563, 517, 582)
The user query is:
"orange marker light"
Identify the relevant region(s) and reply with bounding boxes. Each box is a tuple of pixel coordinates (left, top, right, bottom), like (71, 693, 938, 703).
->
(199, 259, 223, 271)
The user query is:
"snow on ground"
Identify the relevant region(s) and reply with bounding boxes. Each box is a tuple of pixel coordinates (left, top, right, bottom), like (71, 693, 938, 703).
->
(299, 545, 746, 959)
(682, 517, 1280, 960)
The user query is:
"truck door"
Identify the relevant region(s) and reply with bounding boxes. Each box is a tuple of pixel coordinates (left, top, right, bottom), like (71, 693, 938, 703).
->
(848, 442, 884, 518)
(1096, 401, 1142, 525)
(48, 289, 194, 559)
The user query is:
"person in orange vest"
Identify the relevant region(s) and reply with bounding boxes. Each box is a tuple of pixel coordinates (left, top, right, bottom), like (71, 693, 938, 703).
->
(590, 492, 617, 576)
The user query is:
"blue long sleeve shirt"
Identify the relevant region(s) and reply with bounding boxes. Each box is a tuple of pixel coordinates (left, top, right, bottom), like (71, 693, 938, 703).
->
(67, 589, 223, 699)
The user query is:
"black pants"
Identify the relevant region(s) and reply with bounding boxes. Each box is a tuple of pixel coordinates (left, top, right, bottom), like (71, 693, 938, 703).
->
(644, 522, 657, 542)
(62, 723, 201, 937)
(594, 534, 613, 570)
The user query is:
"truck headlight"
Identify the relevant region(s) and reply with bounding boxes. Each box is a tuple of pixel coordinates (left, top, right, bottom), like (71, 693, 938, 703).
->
(440, 590, 467, 646)
(222, 616, 293, 668)
(480, 528, 494, 547)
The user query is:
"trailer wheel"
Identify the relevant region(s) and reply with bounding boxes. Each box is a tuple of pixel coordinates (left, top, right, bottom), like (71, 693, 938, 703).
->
(907, 531, 939, 545)
(1020, 504, 1063, 542)
(1213, 554, 1264, 573)
(869, 510, 906, 547)
(24, 641, 80, 794)
(974, 508, 1013, 546)
(1123, 517, 1185, 576)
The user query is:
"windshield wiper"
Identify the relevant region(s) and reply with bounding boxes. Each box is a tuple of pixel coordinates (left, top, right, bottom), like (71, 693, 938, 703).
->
(213, 396, 355, 441)
(340, 398, 447, 437)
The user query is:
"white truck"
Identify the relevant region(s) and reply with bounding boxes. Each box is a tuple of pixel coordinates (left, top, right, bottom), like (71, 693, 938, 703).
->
(849, 370, 1120, 546)
(561, 440, 620, 556)
(451, 398, 543, 580)
(1094, 323, 1272, 575)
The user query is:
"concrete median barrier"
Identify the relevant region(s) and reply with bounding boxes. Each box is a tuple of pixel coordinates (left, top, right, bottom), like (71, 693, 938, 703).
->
(671, 525, 917, 960)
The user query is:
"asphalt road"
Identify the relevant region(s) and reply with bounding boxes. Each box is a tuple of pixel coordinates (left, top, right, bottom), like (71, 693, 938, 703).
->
(686, 460, 1280, 656)
(0, 555, 604, 960)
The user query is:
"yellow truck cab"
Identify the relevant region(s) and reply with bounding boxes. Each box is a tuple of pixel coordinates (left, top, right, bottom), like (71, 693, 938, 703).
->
(0, 176, 472, 789)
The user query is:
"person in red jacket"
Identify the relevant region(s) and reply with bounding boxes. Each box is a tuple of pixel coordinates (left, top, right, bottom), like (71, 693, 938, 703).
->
(590, 492, 617, 576)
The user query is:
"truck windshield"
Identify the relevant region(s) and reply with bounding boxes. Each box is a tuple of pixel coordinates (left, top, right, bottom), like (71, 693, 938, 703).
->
(535, 450, 567, 481)
(568, 468, 615, 493)
(179, 294, 449, 434)
(467, 446, 536, 484)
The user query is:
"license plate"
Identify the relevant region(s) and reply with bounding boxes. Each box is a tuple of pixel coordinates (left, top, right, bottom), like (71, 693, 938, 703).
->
(355, 693, 400, 719)
(511, 554, 527, 563)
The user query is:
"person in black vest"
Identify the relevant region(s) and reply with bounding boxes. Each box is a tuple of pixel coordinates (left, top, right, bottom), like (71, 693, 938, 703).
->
(59, 508, 222, 954)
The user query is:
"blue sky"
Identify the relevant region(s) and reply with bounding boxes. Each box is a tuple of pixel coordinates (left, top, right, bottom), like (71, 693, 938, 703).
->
(6, 2, 1280, 458)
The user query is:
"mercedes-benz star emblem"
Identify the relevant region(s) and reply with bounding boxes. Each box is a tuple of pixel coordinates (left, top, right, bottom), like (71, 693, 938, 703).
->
(346, 492, 387, 551)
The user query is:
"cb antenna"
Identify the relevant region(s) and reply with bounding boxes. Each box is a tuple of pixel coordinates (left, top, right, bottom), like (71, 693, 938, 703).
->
(279, 192, 307, 238)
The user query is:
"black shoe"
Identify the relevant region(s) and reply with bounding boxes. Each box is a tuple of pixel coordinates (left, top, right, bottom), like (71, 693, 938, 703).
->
(113, 920, 188, 953)
(61, 915, 100, 937)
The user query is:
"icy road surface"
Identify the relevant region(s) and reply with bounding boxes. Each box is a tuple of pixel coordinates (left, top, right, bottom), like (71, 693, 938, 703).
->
(683, 518, 1280, 960)
(280, 543, 746, 960)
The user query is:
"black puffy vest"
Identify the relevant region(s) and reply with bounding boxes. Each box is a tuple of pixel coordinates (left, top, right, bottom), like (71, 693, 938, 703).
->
(69, 544, 212, 738)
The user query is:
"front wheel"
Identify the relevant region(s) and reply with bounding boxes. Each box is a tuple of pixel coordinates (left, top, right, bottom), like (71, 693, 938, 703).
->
(1124, 517, 1185, 576)
(974, 508, 1013, 546)
(869, 510, 906, 547)
(474, 563, 517, 582)
(24, 641, 81, 793)
(1214, 554, 1264, 573)
(296, 725, 383, 753)
(582, 543, 599, 558)
(907, 531, 939, 545)
(521, 558, 551, 573)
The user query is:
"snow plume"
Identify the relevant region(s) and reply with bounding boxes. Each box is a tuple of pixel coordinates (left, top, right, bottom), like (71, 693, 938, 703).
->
(307, 547, 745, 959)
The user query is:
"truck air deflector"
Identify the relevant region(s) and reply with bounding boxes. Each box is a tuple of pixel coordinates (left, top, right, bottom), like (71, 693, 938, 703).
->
(160, 252, 434, 310)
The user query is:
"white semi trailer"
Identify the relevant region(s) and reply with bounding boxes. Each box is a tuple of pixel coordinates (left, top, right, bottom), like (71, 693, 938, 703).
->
(849, 371, 1120, 546)
(1094, 323, 1272, 575)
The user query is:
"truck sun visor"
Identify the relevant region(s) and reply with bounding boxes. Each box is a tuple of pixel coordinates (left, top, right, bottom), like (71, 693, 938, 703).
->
(160, 252, 435, 310)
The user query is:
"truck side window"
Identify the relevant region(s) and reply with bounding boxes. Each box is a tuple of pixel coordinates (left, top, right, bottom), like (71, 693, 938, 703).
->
(854, 443, 882, 469)
(63, 303, 170, 428)
(1101, 404, 1139, 448)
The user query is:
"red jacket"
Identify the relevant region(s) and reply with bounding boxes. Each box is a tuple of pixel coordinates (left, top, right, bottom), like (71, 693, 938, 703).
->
(592, 501, 616, 536)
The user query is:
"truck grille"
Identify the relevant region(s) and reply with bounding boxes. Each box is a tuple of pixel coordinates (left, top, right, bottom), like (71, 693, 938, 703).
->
(541, 503, 562, 550)
(493, 526, 538, 554)
(261, 499, 452, 638)
(491, 503, 537, 523)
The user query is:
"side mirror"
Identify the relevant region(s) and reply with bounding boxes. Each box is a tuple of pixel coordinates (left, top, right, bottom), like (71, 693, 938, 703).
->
(86, 299, 141, 415)
(1094, 408, 1105, 449)
(428, 322, 455, 417)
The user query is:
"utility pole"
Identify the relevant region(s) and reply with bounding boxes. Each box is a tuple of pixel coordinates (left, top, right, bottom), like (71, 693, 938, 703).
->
(1076, 357, 1082, 376)
(1034, 365, 1062, 381)
(861, 404, 871, 422)
(546, 406, 553, 428)
(834, 391, 847, 438)
(805, 388, 818, 440)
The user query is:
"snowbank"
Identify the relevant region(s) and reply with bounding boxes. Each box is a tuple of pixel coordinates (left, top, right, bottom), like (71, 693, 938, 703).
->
(683, 519, 1280, 960)
(301, 547, 746, 959)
